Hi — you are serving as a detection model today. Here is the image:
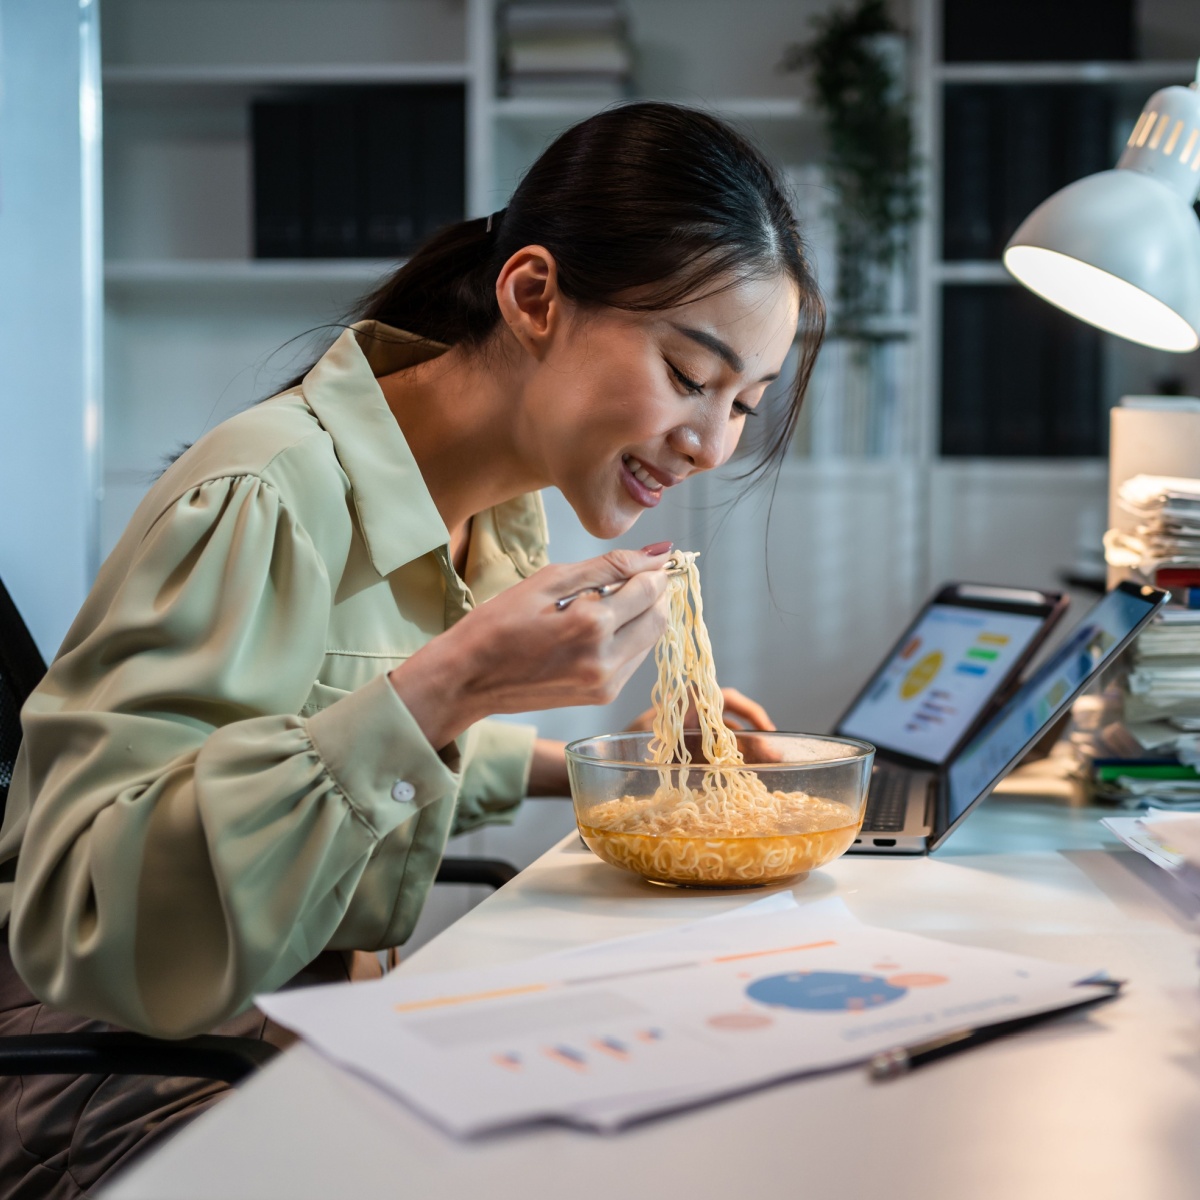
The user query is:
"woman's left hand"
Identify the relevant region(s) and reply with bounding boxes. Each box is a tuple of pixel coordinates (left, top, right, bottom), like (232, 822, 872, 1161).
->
(625, 687, 776, 733)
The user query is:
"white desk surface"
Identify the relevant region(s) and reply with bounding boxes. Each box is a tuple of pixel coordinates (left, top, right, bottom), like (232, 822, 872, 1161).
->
(104, 795, 1200, 1200)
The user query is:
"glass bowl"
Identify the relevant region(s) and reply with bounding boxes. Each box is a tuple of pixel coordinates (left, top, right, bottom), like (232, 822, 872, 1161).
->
(565, 731, 875, 888)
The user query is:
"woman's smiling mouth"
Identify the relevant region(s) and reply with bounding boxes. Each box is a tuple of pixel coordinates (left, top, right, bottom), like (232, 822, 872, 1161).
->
(621, 453, 666, 507)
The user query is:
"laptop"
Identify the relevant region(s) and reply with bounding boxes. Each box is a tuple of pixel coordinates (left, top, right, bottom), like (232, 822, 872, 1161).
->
(839, 581, 1168, 854)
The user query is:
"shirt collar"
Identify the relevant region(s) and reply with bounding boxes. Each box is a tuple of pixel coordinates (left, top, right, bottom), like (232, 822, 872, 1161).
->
(300, 321, 548, 584)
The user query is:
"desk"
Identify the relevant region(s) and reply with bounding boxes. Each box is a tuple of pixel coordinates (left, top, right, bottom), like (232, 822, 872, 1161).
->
(104, 797, 1200, 1200)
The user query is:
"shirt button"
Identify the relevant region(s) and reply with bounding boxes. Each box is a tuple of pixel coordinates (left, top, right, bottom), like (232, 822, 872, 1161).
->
(390, 780, 416, 803)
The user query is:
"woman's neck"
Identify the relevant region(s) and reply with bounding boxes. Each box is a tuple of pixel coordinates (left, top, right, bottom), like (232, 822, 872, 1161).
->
(375, 340, 543, 536)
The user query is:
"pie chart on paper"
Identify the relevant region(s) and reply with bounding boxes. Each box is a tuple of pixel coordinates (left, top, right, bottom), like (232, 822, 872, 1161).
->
(746, 971, 909, 1012)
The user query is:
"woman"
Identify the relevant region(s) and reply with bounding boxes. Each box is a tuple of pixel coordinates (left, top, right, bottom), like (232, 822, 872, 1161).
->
(0, 101, 823, 1194)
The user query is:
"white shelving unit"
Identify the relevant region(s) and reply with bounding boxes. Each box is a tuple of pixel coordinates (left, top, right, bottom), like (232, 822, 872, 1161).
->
(97, 0, 1200, 740)
(104, 259, 401, 285)
(97, 0, 853, 553)
(918, 6, 1200, 627)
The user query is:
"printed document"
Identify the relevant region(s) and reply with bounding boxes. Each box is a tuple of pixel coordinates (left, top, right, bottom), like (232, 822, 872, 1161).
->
(259, 897, 1109, 1136)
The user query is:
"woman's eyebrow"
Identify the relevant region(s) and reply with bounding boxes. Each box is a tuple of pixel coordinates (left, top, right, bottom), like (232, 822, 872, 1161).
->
(669, 323, 745, 374)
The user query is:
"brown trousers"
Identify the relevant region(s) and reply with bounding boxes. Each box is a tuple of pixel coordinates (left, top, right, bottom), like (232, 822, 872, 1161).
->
(0, 939, 382, 1198)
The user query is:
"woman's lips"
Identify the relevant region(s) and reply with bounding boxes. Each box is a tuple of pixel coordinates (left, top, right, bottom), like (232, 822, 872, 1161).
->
(620, 456, 663, 508)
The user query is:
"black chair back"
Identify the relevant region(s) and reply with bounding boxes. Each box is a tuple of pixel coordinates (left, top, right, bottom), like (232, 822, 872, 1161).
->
(0, 577, 47, 824)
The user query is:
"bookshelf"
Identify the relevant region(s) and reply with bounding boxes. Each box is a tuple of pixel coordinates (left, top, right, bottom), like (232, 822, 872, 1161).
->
(907, 0, 1200, 645)
(97, 0, 857, 555)
(96, 0, 1200, 741)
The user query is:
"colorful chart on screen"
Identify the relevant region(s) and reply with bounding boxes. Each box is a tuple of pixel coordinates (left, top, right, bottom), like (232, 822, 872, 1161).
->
(839, 604, 1044, 764)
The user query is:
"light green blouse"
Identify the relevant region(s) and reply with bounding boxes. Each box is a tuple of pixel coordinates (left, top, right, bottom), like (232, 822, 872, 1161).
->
(0, 322, 546, 1037)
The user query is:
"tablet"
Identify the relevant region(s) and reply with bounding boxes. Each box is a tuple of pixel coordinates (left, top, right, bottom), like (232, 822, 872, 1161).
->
(834, 582, 1068, 769)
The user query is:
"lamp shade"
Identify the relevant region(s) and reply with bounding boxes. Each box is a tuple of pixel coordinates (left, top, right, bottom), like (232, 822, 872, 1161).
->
(1003, 81, 1200, 353)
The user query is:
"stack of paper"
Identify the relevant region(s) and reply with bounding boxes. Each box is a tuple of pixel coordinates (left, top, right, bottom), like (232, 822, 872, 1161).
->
(1099, 474, 1200, 802)
(1101, 810, 1200, 900)
(500, 2, 633, 99)
(259, 896, 1113, 1137)
(1105, 474, 1200, 575)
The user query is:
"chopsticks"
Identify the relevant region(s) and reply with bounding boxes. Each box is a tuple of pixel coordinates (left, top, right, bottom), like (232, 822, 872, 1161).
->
(554, 554, 694, 611)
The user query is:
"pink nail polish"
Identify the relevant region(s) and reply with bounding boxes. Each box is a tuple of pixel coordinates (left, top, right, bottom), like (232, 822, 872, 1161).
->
(642, 541, 674, 556)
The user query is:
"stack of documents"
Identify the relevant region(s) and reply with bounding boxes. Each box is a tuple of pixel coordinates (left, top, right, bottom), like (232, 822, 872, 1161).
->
(260, 896, 1114, 1136)
(500, 2, 633, 98)
(1101, 810, 1200, 900)
(1105, 474, 1200, 575)
(1101, 474, 1200, 803)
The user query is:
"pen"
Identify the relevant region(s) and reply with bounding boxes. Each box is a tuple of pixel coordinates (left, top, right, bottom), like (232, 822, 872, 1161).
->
(867, 980, 1123, 1082)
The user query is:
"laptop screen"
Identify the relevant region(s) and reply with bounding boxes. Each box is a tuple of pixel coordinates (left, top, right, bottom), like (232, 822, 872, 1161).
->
(837, 603, 1046, 766)
(943, 585, 1164, 835)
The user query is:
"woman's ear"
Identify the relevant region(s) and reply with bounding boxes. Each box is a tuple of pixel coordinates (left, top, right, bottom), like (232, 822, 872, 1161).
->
(495, 246, 561, 359)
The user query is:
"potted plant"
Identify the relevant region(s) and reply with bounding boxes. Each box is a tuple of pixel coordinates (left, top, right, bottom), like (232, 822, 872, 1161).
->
(782, 0, 920, 332)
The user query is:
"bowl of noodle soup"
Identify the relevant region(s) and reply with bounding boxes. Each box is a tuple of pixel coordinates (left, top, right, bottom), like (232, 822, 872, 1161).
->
(565, 731, 874, 888)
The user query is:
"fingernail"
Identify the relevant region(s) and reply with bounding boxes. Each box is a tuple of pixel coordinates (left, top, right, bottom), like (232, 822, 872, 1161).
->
(642, 541, 673, 556)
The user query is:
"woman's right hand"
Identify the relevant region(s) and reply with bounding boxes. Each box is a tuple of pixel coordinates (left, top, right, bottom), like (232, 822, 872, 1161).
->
(388, 545, 674, 749)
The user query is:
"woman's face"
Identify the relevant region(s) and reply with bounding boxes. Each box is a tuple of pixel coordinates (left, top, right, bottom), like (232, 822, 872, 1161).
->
(519, 272, 801, 539)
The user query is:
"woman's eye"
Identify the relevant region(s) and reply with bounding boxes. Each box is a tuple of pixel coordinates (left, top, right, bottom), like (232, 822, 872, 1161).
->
(732, 400, 760, 419)
(668, 362, 705, 395)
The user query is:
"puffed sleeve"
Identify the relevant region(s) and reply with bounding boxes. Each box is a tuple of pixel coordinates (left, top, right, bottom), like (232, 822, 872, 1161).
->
(453, 719, 537, 835)
(9, 475, 461, 1038)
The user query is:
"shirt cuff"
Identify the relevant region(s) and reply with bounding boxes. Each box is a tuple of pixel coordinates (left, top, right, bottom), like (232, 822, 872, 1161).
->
(453, 719, 538, 835)
(305, 673, 462, 839)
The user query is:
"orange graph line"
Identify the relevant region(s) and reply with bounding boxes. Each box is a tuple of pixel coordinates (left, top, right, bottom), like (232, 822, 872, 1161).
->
(392, 983, 548, 1014)
(713, 939, 836, 963)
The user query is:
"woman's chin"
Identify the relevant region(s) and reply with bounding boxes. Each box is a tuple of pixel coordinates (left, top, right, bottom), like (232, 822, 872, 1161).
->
(573, 504, 642, 541)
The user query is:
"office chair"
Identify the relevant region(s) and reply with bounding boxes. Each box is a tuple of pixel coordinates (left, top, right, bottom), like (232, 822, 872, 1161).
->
(0, 574, 516, 1083)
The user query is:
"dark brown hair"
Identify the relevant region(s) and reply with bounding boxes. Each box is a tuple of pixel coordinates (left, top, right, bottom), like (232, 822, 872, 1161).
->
(300, 101, 824, 479)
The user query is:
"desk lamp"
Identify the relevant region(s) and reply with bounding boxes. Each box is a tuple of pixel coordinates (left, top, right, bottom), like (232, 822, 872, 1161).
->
(1003, 59, 1200, 352)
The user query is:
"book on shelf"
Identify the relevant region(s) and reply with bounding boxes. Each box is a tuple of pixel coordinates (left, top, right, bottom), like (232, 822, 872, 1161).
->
(500, 0, 631, 99)
(252, 101, 312, 258)
(502, 3, 626, 31)
(939, 284, 1102, 457)
(309, 95, 362, 258)
(942, 86, 1114, 263)
(362, 89, 417, 258)
(413, 88, 466, 248)
(251, 85, 465, 261)
(942, 0, 1133, 63)
(799, 336, 909, 459)
(508, 34, 630, 74)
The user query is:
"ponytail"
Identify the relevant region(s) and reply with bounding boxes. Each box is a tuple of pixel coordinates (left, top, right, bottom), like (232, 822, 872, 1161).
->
(355, 211, 505, 347)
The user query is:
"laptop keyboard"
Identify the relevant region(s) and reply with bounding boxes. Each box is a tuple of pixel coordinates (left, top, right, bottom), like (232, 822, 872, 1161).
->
(863, 768, 911, 832)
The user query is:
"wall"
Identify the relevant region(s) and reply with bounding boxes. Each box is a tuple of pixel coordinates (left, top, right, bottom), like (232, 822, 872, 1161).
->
(0, 0, 102, 658)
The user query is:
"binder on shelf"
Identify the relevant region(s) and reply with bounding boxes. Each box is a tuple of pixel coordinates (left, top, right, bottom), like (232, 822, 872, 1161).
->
(250, 84, 466, 260)
(1046, 305, 1104, 457)
(942, 86, 1119, 264)
(939, 286, 1102, 458)
(942, 87, 997, 261)
(413, 86, 466, 243)
(309, 94, 363, 258)
(990, 288, 1046, 457)
(252, 100, 311, 258)
(943, 0, 1133, 62)
(939, 287, 990, 456)
(998, 87, 1054, 258)
(1061, 87, 1114, 190)
(362, 88, 417, 257)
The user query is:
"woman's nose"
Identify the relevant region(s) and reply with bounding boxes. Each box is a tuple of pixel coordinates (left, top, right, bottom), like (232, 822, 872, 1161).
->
(668, 421, 726, 471)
